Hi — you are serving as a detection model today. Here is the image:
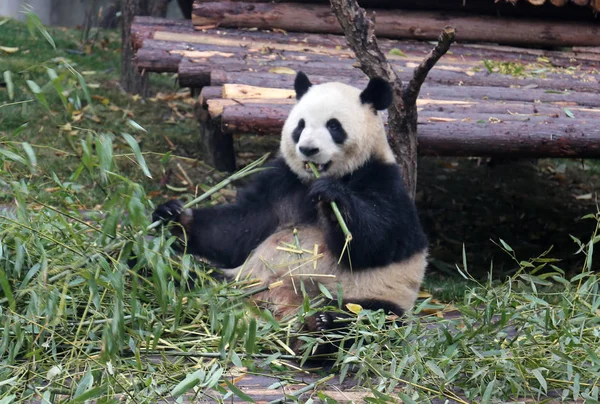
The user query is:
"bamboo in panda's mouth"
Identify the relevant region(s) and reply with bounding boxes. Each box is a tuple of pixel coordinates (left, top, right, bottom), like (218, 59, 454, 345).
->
(306, 162, 353, 244)
(304, 161, 330, 172)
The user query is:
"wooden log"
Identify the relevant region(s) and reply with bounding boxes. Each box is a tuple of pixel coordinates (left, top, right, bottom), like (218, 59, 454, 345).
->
(419, 84, 600, 107)
(219, 104, 600, 157)
(176, 44, 600, 91)
(197, 0, 597, 17)
(199, 86, 223, 106)
(133, 22, 600, 77)
(133, 18, 600, 64)
(203, 90, 600, 121)
(131, 17, 194, 49)
(135, 48, 182, 73)
(209, 68, 600, 95)
(191, 1, 600, 47)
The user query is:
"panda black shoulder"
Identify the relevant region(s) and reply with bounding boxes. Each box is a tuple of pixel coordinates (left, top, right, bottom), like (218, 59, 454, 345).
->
(336, 158, 428, 266)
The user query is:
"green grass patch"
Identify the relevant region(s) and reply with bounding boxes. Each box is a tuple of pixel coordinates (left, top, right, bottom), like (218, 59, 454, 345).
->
(1, 17, 202, 207)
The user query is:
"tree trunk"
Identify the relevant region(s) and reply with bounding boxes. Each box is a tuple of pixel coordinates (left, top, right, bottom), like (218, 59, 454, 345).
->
(150, 0, 170, 17)
(329, 0, 454, 197)
(121, 0, 170, 95)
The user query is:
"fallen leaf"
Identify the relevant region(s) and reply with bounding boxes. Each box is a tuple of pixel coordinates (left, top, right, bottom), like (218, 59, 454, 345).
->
(574, 193, 592, 200)
(563, 108, 575, 119)
(345, 303, 363, 314)
(428, 117, 457, 123)
(389, 48, 407, 57)
(269, 67, 296, 75)
(0, 46, 19, 54)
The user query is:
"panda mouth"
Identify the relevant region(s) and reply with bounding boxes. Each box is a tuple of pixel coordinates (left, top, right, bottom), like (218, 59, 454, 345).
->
(304, 161, 331, 174)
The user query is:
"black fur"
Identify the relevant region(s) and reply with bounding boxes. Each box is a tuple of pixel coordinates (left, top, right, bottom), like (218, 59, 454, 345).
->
(326, 118, 347, 144)
(292, 118, 305, 143)
(294, 72, 312, 100)
(360, 77, 393, 111)
(155, 157, 426, 270)
(308, 159, 427, 269)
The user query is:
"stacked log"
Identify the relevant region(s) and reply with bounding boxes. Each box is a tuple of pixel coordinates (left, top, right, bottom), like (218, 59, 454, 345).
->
(191, 2, 600, 48)
(131, 16, 600, 167)
(197, 83, 600, 158)
(213, 0, 600, 14)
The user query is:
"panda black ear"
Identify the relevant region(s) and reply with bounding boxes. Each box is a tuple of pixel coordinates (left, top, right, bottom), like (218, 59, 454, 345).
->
(294, 71, 312, 100)
(360, 77, 393, 111)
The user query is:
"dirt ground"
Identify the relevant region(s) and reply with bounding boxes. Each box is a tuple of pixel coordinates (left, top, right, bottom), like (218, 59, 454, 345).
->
(417, 156, 599, 280)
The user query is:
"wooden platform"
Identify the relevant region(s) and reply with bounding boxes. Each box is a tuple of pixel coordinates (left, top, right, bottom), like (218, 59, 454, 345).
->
(131, 16, 600, 171)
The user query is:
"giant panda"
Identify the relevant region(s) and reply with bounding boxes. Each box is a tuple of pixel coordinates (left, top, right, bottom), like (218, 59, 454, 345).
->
(153, 72, 428, 355)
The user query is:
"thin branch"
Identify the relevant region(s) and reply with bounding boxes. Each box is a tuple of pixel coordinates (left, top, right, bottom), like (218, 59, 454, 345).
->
(329, 0, 403, 108)
(404, 26, 456, 104)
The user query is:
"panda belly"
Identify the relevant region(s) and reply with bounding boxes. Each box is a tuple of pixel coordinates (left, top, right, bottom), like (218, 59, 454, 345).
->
(221, 225, 427, 319)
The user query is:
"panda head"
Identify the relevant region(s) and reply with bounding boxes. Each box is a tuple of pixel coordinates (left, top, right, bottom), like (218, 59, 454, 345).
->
(280, 72, 395, 181)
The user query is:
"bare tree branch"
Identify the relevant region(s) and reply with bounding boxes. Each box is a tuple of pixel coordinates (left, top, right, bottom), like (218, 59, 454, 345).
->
(404, 26, 456, 104)
(330, 0, 455, 197)
(329, 0, 403, 110)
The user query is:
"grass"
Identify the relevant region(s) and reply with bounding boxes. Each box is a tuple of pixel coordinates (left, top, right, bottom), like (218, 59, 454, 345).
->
(1, 14, 600, 403)
(0, 15, 202, 207)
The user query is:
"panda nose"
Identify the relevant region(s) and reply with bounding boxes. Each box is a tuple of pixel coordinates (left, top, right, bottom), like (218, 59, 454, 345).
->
(299, 146, 319, 157)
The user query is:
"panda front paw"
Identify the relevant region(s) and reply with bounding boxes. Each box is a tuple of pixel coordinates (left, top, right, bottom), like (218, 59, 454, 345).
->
(152, 199, 185, 224)
(310, 311, 352, 332)
(309, 177, 348, 204)
(315, 312, 335, 332)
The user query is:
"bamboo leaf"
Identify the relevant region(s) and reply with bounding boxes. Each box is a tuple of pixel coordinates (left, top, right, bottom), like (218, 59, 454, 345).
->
(318, 282, 333, 300)
(531, 368, 547, 393)
(171, 370, 203, 398)
(127, 119, 147, 132)
(564, 108, 575, 119)
(21, 142, 37, 171)
(245, 317, 257, 355)
(121, 133, 152, 178)
(0, 148, 26, 165)
(223, 378, 256, 403)
(3, 71, 14, 100)
(0, 265, 15, 311)
(25, 11, 56, 49)
(26, 80, 50, 111)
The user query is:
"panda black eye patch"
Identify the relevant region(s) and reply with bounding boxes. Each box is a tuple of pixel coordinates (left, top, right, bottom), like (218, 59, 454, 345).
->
(326, 118, 347, 144)
(292, 119, 305, 143)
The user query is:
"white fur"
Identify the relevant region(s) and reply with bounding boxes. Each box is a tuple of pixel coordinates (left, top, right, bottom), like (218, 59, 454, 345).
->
(224, 226, 427, 313)
(280, 82, 395, 182)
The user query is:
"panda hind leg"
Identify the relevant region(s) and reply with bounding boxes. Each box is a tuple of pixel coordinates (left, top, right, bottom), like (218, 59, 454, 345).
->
(302, 298, 405, 359)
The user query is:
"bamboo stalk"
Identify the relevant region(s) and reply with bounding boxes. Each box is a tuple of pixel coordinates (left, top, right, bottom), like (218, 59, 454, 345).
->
(147, 153, 270, 231)
(307, 162, 352, 243)
(267, 374, 335, 404)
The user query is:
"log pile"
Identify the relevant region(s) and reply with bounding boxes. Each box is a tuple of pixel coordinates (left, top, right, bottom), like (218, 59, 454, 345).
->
(132, 15, 600, 170)
(213, 0, 600, 14)
(191, 1, 600, 48)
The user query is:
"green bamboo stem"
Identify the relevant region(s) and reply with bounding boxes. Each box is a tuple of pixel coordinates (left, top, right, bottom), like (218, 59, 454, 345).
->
(147, 153, 270, 231)
(268, 374, 335, 404)
(307, 162, 353, 242)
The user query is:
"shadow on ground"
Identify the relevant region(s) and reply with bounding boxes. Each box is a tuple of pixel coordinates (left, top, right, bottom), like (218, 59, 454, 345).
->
(418, 156, 599, 280)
